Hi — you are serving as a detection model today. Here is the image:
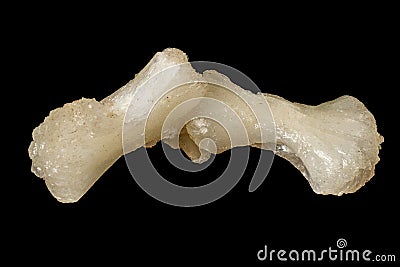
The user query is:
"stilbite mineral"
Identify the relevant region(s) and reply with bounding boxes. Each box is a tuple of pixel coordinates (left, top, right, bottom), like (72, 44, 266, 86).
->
(29, 48, 383, 203)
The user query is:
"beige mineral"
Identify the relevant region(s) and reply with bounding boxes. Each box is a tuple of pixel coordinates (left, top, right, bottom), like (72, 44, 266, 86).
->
(29, 48, 383, 203)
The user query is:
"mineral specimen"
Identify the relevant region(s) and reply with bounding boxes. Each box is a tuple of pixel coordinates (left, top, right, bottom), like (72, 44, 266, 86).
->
(29, 48, 383, 203)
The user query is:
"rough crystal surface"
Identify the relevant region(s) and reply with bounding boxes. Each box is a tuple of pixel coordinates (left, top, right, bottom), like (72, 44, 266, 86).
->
(186, 94, 383, 195)
(267, 94, 383, 195)
(29, 48, 383, 202)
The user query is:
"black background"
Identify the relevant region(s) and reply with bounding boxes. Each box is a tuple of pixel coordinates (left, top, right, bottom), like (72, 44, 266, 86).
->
(7, 3, 398, 265)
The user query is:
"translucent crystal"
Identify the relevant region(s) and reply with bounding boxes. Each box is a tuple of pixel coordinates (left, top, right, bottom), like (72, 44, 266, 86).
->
(29, 48, 383, 203)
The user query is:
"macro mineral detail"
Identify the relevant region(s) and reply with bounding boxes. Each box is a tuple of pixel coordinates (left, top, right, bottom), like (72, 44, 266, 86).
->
(28, 48, 383, 203)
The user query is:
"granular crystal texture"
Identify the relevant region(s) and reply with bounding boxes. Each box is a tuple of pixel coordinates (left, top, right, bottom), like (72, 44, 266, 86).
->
(29, 48, 383, 202)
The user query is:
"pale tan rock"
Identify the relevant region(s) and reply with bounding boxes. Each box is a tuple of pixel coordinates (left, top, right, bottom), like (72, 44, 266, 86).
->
(29, 48, 383, 202)
(185, 93, 383, 195)
(29, 48, 202, 202)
